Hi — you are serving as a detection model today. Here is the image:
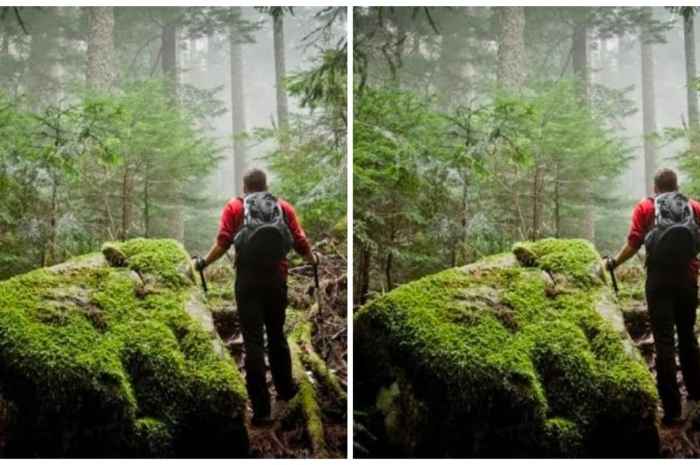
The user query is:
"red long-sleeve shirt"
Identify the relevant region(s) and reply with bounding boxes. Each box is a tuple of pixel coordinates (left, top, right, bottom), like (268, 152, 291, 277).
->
(216, 196, 311, 281)
(627, 196, 700, 285)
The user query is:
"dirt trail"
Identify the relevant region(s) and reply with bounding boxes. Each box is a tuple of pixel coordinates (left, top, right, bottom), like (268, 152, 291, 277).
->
(617, 266, 700, 458)
(205, 239, 347, 458)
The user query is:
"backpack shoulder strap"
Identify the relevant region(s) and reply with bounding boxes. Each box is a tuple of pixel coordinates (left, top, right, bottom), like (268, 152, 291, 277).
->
(647, 196, 659, 226)
(277, 198, 290, 225)
(242, 194, 251, 226)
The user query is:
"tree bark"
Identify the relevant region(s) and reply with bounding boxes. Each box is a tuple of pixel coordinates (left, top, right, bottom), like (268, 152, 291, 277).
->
(437, 30, 456, 111)
(160, 21, 184, 242)
(572, 21, 595, 242)
(229, 15, 247, 196)
(385, 252, 393, 291)
(85, 7, 115, 91)
(531, 164, 542, 241)
(143, 161, 150, 238)
(161, 21, 178, 100)
(272, 12, 289, 133)
(685, 13, 698, 131)
(554, 161, 561, 238)
(572, 23, 590, 105)
(44, 176, 58, 267)
(496, 7, 526, 90)
(641, 17, 657, 197)
(358, 245, 371, 305)
(27, 12, 53, 108)
(207, 33, 228, 195)
(120, 166, 132, 241)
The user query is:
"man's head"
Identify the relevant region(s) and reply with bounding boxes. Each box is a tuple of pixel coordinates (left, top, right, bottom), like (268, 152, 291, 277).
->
(654, 168, 679, 194)
(243, 168, 267, 194)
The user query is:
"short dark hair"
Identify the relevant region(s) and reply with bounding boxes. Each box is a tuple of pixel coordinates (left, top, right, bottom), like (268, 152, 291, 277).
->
(243, 168, 267, 192)
(654, 168, 678, 193)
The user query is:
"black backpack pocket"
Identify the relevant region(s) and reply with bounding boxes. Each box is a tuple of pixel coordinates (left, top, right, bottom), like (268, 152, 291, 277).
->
(651, 224, 697, 266)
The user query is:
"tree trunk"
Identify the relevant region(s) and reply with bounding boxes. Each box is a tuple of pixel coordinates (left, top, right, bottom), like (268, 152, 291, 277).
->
(437, 30, 456, 111)
(496, 7, 526, 89)
(229, 16, 247, 196)
(120, 166, 132, 241)
(572, 21, 595, 242)
(161, 22, 178, 99)
(44, 175, 59, 267)
(143, 161, 150, 238)
(272, 12, 289, 133)
(554, 162, 561, 238)
(572, 23, 590, 105)
(160, 21, 184, 242)
(207, 33, 228, 195)
(641, 17, 657, 197)
(385, 252, 393, 291)
(358, 245, 371, 305)
(85, 7, 115, 91)
(531, 163, 542, 241)
(686, 13, 698, 130)
(27, 15, 52, 108)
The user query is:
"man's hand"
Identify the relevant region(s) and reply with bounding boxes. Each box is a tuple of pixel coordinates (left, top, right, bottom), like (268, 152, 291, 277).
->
(305, 250, 319, 266)
(193, 256, 207, 272)
(603, 256, 617, 272)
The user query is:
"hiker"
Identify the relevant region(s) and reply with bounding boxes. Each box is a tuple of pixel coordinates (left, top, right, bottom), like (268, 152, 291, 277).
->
(193, 168, 317, 426)
(606, 168, 700, 425)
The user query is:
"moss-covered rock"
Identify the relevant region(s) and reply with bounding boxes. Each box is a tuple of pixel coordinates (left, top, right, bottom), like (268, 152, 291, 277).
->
(355, 238, 659, 458)
(0, 239, 248, 457)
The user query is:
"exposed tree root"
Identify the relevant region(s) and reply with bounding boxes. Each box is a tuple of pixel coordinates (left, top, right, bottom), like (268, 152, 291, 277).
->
(294, 320, 346, 404)
(287, 324, 328, 457)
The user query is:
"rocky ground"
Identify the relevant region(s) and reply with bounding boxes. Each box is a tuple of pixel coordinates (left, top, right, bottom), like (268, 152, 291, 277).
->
(205, 238, 347, 458)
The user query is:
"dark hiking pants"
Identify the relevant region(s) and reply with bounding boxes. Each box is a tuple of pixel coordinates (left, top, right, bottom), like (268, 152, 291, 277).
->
(235, 279, 295, 418)
(646, 282, 700, 418)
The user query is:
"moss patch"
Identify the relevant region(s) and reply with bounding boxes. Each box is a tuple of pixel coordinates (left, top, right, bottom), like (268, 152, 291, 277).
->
(355, 238, 658, 457)
(0, 238, 248, 457)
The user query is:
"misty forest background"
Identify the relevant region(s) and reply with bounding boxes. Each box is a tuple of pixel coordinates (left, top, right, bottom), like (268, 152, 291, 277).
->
(0, 6, 347, 279)
(354, 6, 700, 304)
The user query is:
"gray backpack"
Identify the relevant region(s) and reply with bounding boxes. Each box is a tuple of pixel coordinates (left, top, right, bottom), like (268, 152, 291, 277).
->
(233, 192, 293, 267)
(644, 192, 700, 266)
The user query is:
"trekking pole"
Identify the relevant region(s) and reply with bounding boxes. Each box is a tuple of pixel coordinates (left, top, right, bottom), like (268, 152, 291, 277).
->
(199, 268, 208, 294)
(191, 256, 208, 294)
(313, 253, 321, 317)
(609, 268, 619, 296)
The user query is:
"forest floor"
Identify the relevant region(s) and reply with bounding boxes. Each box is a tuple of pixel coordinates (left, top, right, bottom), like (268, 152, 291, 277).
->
(206, 239, 347, 458)
(618, 264, 700, 458)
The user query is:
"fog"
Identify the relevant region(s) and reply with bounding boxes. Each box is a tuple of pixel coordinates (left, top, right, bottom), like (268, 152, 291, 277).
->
(594, 7, 691, 201)
(183, 7, 345, 201)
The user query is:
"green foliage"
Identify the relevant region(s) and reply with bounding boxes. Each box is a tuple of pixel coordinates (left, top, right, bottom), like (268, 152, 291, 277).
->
(353, 81, 631, 300)
(0, 80, 220, 277)
(513, 238, 601, 288)
(355, 238, 658, 457)
(354, 87, 461, 292)
(0, 238, 248, 457)
(255, 45, 347, 241)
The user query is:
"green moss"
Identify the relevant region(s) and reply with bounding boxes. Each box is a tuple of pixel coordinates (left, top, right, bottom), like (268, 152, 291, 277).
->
(102, 238, 194, 289)
(513, 238, 602, 288)
(134, 417, 174, 457)
(542, 418, 583, 458)
(0, 238, 248, 457)
(293, 321, 346, 404)
(355, 238, 658, 457)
